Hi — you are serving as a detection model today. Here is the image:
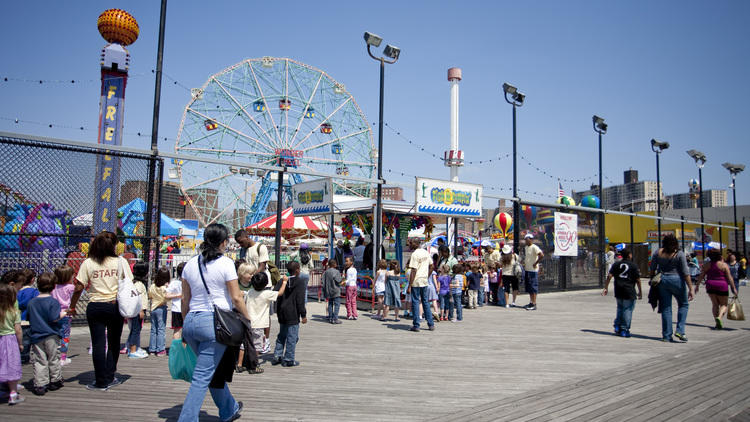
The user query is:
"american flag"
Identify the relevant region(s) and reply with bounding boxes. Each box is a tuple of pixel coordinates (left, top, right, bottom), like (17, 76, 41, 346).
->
(558, 181, 565, 198)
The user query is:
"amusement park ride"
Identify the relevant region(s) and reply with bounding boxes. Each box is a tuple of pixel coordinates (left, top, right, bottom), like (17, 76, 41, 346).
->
(174, 58, 376, 232)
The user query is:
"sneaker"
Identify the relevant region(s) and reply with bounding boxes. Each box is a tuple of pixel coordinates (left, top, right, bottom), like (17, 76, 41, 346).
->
(409, 326, 420, 332)
(505, 304, 510, 308)
(47, 380, 64, 391)
(619, 330, 628, 337)
(510, 302, 516, 308)
(526, 304, 537, 311)
(60, 357, 73, 366)
(224, 401, 243, 422)
(128, 349, 148, 359)
(31, 386, 46, 396)
(333, 319, 342, 324)
(614, 327, 620, 336)
(119, 347, 128, 355)
(623, 331, 631, 338)
(107, 377, 122, 389)
(86, 382, 109, 391)
(8, 393, 24, 405)
(262, 340, 271, 354)
(674, 333, 688, 342)
(450, 318, 457, 322)
(281, 360, 300, 367)
(271, 357, 282, 365)
(428, 325, 436, 331)
(156, 350, 167, 357)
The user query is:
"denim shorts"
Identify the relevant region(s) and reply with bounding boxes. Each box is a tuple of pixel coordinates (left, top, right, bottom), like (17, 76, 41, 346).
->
(524, 271, 539, 294)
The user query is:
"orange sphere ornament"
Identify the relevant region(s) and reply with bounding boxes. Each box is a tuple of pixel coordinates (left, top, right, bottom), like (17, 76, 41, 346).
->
(97, 9, 139, 46)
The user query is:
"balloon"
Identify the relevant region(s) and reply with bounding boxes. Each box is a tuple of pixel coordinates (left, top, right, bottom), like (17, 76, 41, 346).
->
(688, 179, 699, 193)
(537, 209, 554, 225)
(494, 212, 512, 237)
(521, 205, 537, 226)
(556, 196, 575, 206)
(579, 195, 600, 208)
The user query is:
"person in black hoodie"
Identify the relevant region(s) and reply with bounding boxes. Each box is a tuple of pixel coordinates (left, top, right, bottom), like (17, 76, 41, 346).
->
(271, 261, 307, 367)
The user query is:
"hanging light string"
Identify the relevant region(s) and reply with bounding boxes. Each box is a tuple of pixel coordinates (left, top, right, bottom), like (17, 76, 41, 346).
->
(0, 116, 176, 142)
(1, 70, 189, 90)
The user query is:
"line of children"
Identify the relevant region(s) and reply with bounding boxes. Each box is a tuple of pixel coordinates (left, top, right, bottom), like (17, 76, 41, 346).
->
(237, 272, 286, 373)
(322, 259, 343, 323)
(27, 273, 65, 396)
(124, 262, 149, 359)
(373, 259, 387, 320)
(466, 262, 481, 309)
(0, 282, 24, 404)
(148, 267, 170, 356)
(16, 269, 38, 365)
(51, 266, 75, 365)
(272, 261, 306, 367)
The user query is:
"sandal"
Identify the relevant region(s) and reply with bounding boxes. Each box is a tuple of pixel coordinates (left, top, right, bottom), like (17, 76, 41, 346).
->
(248, 367, 264, 374)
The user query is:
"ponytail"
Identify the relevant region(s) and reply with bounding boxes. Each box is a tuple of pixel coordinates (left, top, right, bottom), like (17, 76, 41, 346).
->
(201, 223, 229, 263)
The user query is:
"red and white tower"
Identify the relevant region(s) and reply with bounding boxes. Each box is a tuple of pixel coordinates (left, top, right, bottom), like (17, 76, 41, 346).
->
(445, 68, 463, 251)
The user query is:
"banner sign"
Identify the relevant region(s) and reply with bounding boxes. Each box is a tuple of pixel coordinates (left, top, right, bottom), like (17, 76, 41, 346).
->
(291, 177, 333, 216)
(415, 177, 482, 217)
(93, 71, 127, 234)
(745, 219, 750, 243)
(554, 212, 578, 257)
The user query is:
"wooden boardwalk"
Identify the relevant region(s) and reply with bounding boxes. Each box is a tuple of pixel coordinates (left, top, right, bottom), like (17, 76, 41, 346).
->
(4, 286, 749, 421)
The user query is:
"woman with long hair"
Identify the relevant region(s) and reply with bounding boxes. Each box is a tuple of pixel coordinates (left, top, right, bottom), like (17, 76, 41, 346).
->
(648, 234, 694, 342)
(178, 223, 251, 421)
(68, 231, 132, 390)
(694, 249, 738, 329)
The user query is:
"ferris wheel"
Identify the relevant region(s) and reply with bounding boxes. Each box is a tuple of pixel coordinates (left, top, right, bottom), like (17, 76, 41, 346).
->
(174, 57, 376, 231)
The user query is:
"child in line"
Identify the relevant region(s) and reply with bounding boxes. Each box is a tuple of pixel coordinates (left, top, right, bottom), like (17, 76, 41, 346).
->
(16, 269, 38, 365)
(487, 263, 499, 305)
(272, 262, 306, 367)
(51, 266, 75, 365)
(437, 264, 452, 321)
(322, 260, 343, 324)
(373, 259, 387, 320)
(166, 262, 185, 340)
(428, 263, 441, 320)
(450, 263, 465, 321)
(27, 273, 65, 396)
(0, 283, 24, 404)
(234, 263, 257, 372)
(466, 263, 481, 309)
(478, 264, 488, 307)
(381, 261, 402, 322)
(148, 267, 170, 356)
(344, 257, 358, 320)
(126, 262, 149, 359)
(238, 272, 286, 373)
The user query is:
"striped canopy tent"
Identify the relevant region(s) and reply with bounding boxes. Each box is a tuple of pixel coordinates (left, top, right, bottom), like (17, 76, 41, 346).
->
(246, 208, 329, 237)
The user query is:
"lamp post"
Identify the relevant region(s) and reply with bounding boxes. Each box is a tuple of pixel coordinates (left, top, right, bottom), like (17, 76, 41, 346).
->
(364, 31, 399, 268)
(651, 139, 670, 242)
(503, 83, 525, 253)
(593, 115, 607, 286)
(722, 162, 745, 255)
(687, 149, 707, 251)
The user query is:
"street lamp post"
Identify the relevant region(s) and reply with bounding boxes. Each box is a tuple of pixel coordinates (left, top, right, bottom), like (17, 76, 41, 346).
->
(593, 115, 607, 287)
(687, 149, 707, 250)
(722, 162, 745, 255)
(364, 32, 399, 267)
(503, 83, 525, 253)
(651, 139, 670, 242)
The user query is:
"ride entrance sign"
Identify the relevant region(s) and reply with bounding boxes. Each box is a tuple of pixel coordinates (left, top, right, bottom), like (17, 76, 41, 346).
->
(291, 177, 333, 216)
(415, 177, 482, 217)
(554, 212, 578, 257)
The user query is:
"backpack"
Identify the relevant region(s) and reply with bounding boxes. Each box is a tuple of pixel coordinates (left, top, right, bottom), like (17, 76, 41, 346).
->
(300, 250, 311, 265)
(252, 243, 281, 285)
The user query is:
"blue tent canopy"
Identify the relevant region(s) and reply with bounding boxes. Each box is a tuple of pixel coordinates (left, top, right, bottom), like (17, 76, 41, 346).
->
(160, 213, 185, 236)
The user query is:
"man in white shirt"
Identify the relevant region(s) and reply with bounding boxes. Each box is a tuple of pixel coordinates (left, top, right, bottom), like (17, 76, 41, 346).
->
(523, 233, 544, 311)
(407, 237, 435, 332)
(482, 240, 501, 267)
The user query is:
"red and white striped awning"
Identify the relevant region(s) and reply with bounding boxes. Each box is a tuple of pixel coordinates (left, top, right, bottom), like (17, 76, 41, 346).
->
(246, 208, 329, 237)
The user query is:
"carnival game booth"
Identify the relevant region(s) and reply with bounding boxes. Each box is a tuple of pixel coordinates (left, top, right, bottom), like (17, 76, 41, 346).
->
(291, 177, 483, 311)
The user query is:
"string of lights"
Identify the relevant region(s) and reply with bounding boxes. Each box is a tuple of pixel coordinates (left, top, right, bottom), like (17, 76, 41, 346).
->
(2, 70, 190, 91)
(0, 116, 176, 142)
(519, 154, 598, 184)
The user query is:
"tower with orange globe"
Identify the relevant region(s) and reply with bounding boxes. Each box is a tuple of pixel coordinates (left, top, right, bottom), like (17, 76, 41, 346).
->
(92, 9, 139, 234)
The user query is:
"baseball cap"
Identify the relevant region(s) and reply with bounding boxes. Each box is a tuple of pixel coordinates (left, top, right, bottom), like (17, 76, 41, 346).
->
(337, 240, 343, 247)
(524, 233, 534, 239)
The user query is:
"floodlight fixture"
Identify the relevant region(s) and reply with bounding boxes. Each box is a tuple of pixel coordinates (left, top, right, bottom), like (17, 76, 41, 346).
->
(686, 149, 707, 168)
(502, 82, 524, 106)
(364, 32, 383, 47)
(383, 44, 400, 60)
(651, 139, 669, 152)
(502, 83, 517, 95)
(593, 115, 607, 134)
(722, 162, 745, 175)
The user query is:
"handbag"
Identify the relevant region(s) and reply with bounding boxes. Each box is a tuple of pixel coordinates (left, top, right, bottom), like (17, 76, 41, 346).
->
(116, 257, 141, 318)
(197, 256, 246, 346)
(513, 255, 524, 278)
(168, 339, 197, 382)
(649, 271, 662, 287)
(728, 297, 745, 321)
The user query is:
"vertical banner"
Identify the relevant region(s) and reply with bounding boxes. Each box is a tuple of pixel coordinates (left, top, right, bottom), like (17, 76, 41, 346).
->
(93, 71, 127, 234)
(554, 212, 578, 257)
(745, 219, 750, 243)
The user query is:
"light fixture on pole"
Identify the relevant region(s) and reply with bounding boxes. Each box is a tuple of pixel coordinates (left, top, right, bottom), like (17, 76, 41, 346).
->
(364, 31, 399, 267)
(651, 139, 669, 242)
(593, 115, 607, 287)
(503, 82, 525, 254)
(723, 162, 745, 256)
(687, 149, 707, 249)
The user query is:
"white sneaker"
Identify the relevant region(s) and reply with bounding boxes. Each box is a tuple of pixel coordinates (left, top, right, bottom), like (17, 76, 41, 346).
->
(60, 357, 73, 366)
(128, 349, 148, 359)
(505, 304, 510, 308)
(262, 338, 271, 354)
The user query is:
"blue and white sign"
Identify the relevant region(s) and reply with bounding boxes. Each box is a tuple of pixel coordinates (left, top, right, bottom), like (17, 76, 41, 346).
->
(415, 177, 482, 217)
(291, 178, 333, 216)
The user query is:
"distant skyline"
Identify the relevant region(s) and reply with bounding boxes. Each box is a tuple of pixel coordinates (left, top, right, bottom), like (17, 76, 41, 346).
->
(1, 1, 748, 207)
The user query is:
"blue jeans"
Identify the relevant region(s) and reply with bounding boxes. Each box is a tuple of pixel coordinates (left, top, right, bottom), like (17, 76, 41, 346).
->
(127, 315, 142, 350)
(658, 273, 689, 340)
(439, 293, 451, 313)
(478, 289, 485, 306)
(614, 298, 636, 333)
(411, 286, 434, 328)
(274, 323, 300, 363)
(451, 290, 463, 320)
(149, 306, 167, 353)
(179, 311, 239, 422)
(300, 273, 310, 304)
(327, 297, 340, 321)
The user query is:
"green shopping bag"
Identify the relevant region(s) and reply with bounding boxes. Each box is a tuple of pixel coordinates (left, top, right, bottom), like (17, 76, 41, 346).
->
(168, 339, 197, 382)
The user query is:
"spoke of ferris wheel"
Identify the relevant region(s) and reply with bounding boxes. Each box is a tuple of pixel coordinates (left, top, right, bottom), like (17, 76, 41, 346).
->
(247, 61, 284, 148)
(301, 129, 369, 154)
(210, 77, 277, 150)
(183, 171, 234, 191)
(186, 107, 274, 153)
(300, 156, 373, 167)
(291, 97, 352, 150)
(287, 72, 323, 148)
(206, 177, 260, 226)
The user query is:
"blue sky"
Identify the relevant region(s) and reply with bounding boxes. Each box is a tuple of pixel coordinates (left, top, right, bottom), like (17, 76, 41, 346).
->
(1, 1, 748, 205)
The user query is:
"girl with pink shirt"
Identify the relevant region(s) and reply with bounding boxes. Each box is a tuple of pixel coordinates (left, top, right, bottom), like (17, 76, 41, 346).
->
(51, 266, 75, 365)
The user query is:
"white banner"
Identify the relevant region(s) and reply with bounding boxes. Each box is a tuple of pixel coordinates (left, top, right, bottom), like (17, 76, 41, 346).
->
(291, 178, 333, 216)
(415, 177, 482, 218)
(554, 212, 578, 257)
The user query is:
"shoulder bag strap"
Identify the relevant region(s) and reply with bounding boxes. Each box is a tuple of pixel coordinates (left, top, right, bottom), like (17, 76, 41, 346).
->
(196, 256, 216, 309)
